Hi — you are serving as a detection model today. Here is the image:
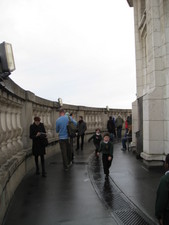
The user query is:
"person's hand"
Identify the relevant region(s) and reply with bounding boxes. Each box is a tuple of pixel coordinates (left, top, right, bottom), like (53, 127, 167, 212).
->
(97, 152, 100, 157)
(36, 132, 41, 136)
(108, 156, 112, 161)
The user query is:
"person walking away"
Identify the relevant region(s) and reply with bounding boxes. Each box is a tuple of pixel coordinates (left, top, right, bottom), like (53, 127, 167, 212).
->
(56, 109, 76, 171)
(69, 112, 77, 162)
(88, 128, 102, 156)
(107, 116, 116, 142)
(115, 114, 124, 141)
(155, 154, 169, 225)
(121, 125, 132, 151)
(97, 133, 113, 180)
(76, 116, 87, 151)
(29, 116, 48, 177)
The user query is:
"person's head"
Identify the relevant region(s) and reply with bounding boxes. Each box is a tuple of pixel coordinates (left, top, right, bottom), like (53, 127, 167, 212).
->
(103, 133, 110, 143)
(34, 116, 41, 125)
(70, 112, 74, 118)
(65, 112, 70, 117)
(95, 128, 100, 134)
(79, 116, 83, 121)
(59, 108, 65, 116)
(165, 154, 169, 171)
(109, 116, 112, 120)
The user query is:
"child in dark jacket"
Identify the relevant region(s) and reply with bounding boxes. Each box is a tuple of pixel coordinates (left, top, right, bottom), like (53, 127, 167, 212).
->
(97, 133, 113, 179)
(88, 128, 102, 156)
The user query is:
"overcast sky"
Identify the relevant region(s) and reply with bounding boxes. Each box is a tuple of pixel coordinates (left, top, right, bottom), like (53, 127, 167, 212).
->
(1, 0, 136, 109)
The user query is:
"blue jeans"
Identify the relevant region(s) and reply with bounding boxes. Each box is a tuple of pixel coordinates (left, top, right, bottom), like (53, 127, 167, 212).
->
(117, 126, 122, 139)
(122, 137, 127, 149)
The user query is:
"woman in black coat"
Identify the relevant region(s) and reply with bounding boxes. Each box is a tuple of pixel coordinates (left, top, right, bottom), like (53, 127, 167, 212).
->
(29, 116, 48, 177)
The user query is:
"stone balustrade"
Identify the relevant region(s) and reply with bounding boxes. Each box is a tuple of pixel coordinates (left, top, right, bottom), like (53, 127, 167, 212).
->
(0, 78, 131, 224)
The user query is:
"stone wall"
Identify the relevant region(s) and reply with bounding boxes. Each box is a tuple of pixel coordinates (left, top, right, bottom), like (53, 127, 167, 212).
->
(0, 78, 131, 224)
(128, 0, 169, 165)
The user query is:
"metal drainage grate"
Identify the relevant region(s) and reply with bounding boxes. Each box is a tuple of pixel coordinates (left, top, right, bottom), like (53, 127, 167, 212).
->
(103, 193, 132, 211)
(114, 209, 150, 225)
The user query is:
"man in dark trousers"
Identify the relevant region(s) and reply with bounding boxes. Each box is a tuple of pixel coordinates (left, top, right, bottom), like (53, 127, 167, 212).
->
(76, 116, 87, 151)
(155, 154, 169, 225)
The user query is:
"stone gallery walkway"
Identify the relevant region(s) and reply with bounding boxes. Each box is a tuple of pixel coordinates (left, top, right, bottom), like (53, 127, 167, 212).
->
(3, 142, 162, 225)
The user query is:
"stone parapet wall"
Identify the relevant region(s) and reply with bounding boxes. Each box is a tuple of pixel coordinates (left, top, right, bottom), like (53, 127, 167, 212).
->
(0, 78, 131, 224)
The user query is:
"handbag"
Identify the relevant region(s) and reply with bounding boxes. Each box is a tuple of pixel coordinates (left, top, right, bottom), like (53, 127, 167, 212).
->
(42, 137, 48, 147)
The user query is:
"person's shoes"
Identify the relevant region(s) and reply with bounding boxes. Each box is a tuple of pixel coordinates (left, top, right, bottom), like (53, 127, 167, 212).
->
(36, 171, 40, 175)
(64, 167, 69, 171)
(42, 172, 47, 177)
(68, 162, 72, 167)
(105, 174, 109, 180)
(121, 148, 126, 151)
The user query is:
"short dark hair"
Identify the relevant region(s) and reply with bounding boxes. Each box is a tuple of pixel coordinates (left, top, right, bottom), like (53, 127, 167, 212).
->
(95, 128, 100, 132)
(103, 132, 110, 138)
(59, 108, 65, 114)
(34, 116, 40, 121)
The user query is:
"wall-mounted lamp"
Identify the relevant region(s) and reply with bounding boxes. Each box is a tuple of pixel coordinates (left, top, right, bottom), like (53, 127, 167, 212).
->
(104, 105, 109, 114)
(58, 98, 63, 108)
(106, 105, 109, 112)
(0, 42, 16, 80)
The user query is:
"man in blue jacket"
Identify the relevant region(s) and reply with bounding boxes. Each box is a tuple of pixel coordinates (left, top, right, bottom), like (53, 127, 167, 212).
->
(56, 109, 77, 171)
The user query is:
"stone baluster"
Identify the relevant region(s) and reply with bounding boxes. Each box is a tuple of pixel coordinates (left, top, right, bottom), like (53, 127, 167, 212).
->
(11, 107, 19, 153)
(16, 108, 23, 151)
(0, 107, 8, 165)
(6, 106, 15, 156)
(46, 110, 52, 138)
(91, 113, 95, 130)
(86, 114, 90, 130)
(42, 110, 48, 134)
(95, 114, 98, 129)
(98, 115, 102, 129)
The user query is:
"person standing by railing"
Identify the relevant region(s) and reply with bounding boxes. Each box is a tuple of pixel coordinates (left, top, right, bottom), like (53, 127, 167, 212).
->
(29, 116, 48, 177)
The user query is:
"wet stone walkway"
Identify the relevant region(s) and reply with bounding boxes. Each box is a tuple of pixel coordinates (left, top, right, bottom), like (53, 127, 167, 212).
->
(3, 142, 161, 225)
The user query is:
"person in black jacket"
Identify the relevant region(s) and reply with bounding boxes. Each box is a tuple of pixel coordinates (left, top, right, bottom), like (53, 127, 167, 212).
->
(97, 133, 113, 179)
(29, 116, 47, 177)
(76, 116, 87, 151)
(88, 128, 102, 156)
(107, 116, 116, 141)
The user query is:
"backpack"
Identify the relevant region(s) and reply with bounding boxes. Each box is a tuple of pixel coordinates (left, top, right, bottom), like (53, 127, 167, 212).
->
(67, 116, 77, 138)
